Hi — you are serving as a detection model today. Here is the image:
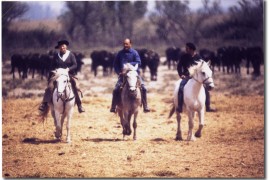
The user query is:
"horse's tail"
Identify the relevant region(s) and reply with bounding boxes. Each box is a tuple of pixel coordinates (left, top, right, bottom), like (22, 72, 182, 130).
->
(39, 106, 50, 124)
(168, 104, 175, 119)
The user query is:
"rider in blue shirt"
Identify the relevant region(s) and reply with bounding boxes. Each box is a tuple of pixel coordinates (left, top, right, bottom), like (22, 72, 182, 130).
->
(110, 38, 150, 113)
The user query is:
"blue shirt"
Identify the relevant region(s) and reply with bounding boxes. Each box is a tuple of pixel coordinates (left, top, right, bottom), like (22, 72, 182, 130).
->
(113, 48, 141, 75)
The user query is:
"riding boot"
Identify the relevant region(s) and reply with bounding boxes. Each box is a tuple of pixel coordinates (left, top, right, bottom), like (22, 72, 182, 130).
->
(38, 87, 51, 113)
(110, 89, 119, 113)
(141, 86, 150, 113)
(205, 89, 216, 112)
(74, 88, 85, 113)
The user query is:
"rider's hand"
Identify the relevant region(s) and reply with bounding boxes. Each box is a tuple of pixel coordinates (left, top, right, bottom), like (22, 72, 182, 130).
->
(180, 75, 186, 79)
(66, 68, 70, 72)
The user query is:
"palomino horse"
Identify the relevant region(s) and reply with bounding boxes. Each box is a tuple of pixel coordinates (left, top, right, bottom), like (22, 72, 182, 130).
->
(169, 60, 215, 141)
(117, 63, 141, 140)
(48, 68, 75, 143)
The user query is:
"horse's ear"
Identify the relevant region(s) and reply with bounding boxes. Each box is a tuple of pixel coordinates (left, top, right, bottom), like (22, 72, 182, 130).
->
(134, 63, 138, 70)
(51, 70, 57, 76)
(207, 60, 211, 67)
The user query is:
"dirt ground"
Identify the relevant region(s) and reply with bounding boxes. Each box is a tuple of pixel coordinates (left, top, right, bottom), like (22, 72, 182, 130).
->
(2, 58, 265, 178)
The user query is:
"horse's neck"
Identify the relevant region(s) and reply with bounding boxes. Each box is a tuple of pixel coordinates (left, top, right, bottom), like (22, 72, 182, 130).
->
(66, 83, 74, 97)
(186, 78, 203, 94)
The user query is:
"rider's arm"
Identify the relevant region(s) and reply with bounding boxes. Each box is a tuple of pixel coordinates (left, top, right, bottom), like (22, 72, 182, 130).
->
(177, 60, 184, 77)
(68, 53, 77, 72)
(113, 52, 121, 75)
(130, 50, 141, 67)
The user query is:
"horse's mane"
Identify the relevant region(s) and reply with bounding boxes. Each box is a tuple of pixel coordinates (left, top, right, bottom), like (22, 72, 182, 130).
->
(188, 59, 205, 77)
(48, 68, 69, 90)
(122, 63, 138, 74)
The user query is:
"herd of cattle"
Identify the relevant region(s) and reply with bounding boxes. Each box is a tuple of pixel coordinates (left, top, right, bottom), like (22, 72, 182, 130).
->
(166, 46, 263, 77)
(10, 50, 84, 80)
(10, 46, 263, 81)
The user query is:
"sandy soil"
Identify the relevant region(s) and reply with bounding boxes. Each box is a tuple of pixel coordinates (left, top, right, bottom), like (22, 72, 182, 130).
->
(2, 58, 264, 178)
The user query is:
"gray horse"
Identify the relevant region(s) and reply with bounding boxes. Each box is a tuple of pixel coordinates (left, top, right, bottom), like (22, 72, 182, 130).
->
(117, 63, 141, 140)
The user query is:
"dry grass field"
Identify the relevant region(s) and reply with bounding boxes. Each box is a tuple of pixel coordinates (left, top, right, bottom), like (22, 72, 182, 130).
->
(2, 57, 264, 178)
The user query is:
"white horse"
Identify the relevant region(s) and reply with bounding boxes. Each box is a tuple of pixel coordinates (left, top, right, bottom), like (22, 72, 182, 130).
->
(169, 60, 215, 141)
(49, 68, 75, 143)
(117, 63, 141, 140)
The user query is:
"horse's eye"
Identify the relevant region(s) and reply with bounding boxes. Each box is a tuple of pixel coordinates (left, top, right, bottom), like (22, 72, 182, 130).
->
(202, 72, 206, 76)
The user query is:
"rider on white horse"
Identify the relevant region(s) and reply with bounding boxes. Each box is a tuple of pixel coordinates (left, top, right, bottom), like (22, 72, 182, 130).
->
(176, 42, 216, 113)
(110, 38, 150, 113)
(38, 40, 85, 114)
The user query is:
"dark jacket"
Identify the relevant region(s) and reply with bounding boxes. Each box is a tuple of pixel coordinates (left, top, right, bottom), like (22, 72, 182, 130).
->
(52, 50, 77, 75)
(177, 53, 202, 77)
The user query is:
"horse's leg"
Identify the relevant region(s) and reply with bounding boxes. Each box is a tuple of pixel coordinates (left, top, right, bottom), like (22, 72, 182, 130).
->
(60, 114, 65, 139)
(125, 112, 132, 136)
(187, 110, 195, 141)
(66, 109, 74, 143)
(54, 111, 62, 139)
(175, 112, 183, 141)
(195, 109, 204, 138)
(133, 112, 138, 140)
(51, 109, 57, 127)
(118, 109, 125, 139)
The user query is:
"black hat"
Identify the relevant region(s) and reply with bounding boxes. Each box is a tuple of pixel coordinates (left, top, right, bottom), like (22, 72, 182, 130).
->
(186, 42, 196, 50)
(55, 40, 69, 49)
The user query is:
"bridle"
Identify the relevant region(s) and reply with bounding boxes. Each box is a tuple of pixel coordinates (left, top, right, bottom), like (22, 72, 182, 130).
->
(121, 71, 141, 99)
(54, 74, 75, 114)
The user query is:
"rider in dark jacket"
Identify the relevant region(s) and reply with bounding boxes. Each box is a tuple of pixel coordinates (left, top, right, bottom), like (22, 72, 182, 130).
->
(110, 38, 150, 113)
(176, 42, 216, 113)
(38, 40, 85, 114)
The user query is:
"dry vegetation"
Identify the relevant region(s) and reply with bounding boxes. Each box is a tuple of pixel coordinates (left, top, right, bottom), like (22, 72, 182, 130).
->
(2, 58, 264, 178)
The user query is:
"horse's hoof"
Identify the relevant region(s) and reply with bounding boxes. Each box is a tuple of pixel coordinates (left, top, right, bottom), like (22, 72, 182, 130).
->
(127, 130, 132, 136)
(66, 138, 71, 143)
(55, 132, 61, 139)
(175, 136, 183, 141)
(195, 131, 202, 138)
(123, 129, 128, 135)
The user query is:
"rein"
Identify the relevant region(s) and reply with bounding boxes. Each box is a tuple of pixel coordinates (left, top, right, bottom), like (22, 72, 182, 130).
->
(54, 75, 75, 114)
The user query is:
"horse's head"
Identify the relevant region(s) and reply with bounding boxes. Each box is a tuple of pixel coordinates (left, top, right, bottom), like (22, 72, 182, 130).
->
(123, 63, 139, 97)
(53, 68, 70, 97)
(189, 60, 215, 90)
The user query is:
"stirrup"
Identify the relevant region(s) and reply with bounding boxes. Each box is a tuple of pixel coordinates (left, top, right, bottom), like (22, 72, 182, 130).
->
(110, 107, 116, 113)
(78, 106, 85, 113)
(143, 107, 150, 113)
(38, 103, 48, 112)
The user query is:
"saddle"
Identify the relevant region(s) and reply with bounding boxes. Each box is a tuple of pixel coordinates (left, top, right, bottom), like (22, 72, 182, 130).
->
(48, 71, 83, 101)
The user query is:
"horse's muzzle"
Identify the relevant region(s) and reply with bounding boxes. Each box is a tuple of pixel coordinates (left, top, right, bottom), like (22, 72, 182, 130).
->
(129, 89, 137, 99)
(205, 83, 214, 91)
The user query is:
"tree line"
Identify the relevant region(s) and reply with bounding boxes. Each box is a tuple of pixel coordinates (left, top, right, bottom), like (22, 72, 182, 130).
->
(2, 0, 263, 57)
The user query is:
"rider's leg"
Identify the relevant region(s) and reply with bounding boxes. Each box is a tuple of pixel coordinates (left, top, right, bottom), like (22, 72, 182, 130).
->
(39, 87, 51, 112)
(110, 77, 122, 113)
(176, 79, 188, 113)
(70, 77, 85, 113)
(139, 76, 150, 113)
